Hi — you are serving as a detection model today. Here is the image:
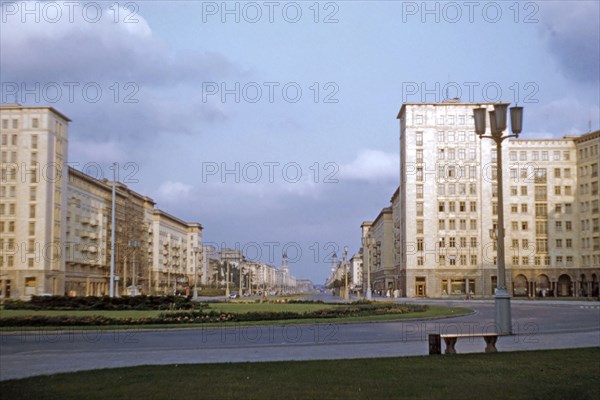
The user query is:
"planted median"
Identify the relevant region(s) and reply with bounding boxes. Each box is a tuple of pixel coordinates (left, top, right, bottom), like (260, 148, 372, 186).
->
(0, 296, 472, 328)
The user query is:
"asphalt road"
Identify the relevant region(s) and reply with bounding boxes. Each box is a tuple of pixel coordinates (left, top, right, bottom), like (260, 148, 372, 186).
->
(1, 298, 599, 381)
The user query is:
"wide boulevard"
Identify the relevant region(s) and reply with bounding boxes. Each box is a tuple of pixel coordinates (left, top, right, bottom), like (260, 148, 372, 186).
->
(1, 297, 599, 381)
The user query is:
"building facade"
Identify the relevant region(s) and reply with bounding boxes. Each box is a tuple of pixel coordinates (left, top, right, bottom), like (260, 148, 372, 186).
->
(1, 104, 69, 298)
(0, 104, 204, 299)
(395, 100, 599, 298)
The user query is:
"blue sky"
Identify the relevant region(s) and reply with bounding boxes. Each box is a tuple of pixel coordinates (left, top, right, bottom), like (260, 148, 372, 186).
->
(2, 0, 599, 283)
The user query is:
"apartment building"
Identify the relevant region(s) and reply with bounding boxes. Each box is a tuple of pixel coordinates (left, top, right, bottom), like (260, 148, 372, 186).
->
(0, 104, 69, 298)
(394, 100, 599, 298)
(0, 104, 203, 299)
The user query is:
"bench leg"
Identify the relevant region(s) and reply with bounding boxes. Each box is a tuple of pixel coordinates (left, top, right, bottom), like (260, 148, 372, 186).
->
(444, 337, 457, 354)
(484, 336, 498, 353)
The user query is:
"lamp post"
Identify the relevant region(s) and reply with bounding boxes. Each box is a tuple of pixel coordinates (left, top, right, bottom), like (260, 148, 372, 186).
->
(128, 240, 140, 296)
(225, 261, 230, 297)
(473, 103, 523, 335)
(193, 247, 200, 300)
(342, 246, 349, 300)
(361, 237, 374, 300)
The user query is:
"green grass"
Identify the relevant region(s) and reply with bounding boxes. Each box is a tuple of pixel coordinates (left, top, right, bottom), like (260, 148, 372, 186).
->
(1, 348, 597, 400)
(0, 304, 472, 331)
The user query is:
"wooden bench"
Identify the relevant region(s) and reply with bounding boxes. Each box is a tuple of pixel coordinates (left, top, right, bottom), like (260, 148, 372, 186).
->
(429, 333, 500, 355)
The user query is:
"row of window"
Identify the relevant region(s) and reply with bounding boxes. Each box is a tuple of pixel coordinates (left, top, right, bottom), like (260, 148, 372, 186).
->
(509, 150, 571, 162)
(438, 201, 477, 213)
(414, 114, 475, 126)
(1, 118, 40, 129)
(437, 219, 478, 231)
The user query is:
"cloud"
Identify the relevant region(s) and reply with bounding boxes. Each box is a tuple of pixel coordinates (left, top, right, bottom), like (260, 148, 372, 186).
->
(339, 149, 399, 183)
(155, 180, 193, 203)
(527, 97, 600, 136)
(538, 2, 600, 84)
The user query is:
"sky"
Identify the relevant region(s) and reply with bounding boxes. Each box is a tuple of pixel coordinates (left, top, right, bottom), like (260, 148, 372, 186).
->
(1, 0, 599, 284)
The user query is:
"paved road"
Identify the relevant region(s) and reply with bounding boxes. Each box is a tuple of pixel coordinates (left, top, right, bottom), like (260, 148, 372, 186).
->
(1, 299, 599, 381)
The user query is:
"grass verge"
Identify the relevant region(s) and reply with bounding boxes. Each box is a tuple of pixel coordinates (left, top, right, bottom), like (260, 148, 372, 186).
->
(1, 348, 598, 400)
(0, 305, 471, 331)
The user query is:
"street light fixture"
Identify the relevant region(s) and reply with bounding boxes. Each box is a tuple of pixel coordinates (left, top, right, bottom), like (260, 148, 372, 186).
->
(193, 247, 200, 300)
(128, 240, 140, 296)
(343, 246, 349, 300)
(473, 103, 523, 335)
(361, 236, 375, 300)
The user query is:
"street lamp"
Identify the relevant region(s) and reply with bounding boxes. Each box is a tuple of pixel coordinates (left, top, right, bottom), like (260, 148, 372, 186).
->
(193, 247, 200, 300)
(128, 240, 140, 296)
(473, 103, 523, 335)
(342, 246, 349, 300)
(361, 236, 375, 300)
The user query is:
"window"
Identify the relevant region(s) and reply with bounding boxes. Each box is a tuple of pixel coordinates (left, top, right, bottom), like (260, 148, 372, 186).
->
(554, 168, 561, 178)
(521, 204, 528, 213)
(512, 239, 519, 248)
(556, 239, 562, 248)
(417, 238, 424, 251)
(439, 219, 446, 230)
(470, 255, 477, 265)
(29, 204, 36, 218)
(470, 202, 476, 212)
(470, 237, 477, 247)
(564, 168, 571, 178)
(417, 220, 424, 234)
(439, 202, 445, 212)
(536, 221, 547, 235)
(416, 149, 423, 162)
(32, 118, 39, 128)
(553, 151, 560, 161)
(470, 220, 477, 230)
(535, 204, 547, 217)
(12, 119, 18, 129)
(438, 149, 445, 160)
(448, 131, 455, 141)
(521, 222, 528, 231)
(511, 186, 518, 196)
(542, 151, 548, 161)
(521, 186, 528, 196)
(532, 151, 539, 161)
(449, 220, 456, 230)
(416, 202, 424, 216)
(522, 256, 529, 265)
(416, 167, 423, 181)
(522, 239, 529, 249)
(449, 202, 456, 212)
(565, 221, 572, 231)
(416, 185, 423, 198)
(459, 201, 466, 212)
(555, 221, 562, 231)
(492, 202, 498, 215)
(416, 132, 423, 146)
(460, 219, 466, 230)
(512, 256, 519, 265)
(509, 151, 517, 161)
(438, 131, 445, 142)
(555, 186, 561, 195)
(511, 204, 518, 213)
(449, 237, 456, 247)
(31, 135, 38, 149)
(415, 115, 423, 125)
(520, 151, 527, 161)
(566, 239, 572, 248)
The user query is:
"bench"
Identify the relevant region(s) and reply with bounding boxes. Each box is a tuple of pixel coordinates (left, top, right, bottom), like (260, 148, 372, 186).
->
(429, 333, 500, 355)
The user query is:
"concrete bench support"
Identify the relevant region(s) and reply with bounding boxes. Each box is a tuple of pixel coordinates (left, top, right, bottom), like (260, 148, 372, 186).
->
(428, 333, 499, 355)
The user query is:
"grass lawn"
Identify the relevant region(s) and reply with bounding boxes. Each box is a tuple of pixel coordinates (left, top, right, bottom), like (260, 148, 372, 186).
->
(0, 304, 472, 330)
(1, 348, 598, 400)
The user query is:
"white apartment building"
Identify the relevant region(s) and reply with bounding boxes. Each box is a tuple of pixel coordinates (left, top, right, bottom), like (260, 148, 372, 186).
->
(1, 104, 69, 298)
(0, 104, 204, 299)
(396, 100, 599, 298)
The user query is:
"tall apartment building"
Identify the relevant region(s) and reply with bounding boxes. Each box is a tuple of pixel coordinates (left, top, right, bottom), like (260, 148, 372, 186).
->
(1, 104, 204, 299)
(395, 100, 599, 298)
(1, 104, 69, 298)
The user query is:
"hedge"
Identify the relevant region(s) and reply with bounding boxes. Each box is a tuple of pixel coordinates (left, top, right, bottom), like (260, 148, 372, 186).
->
(2, 295, 198, 311)
(0, 303, 428, 327)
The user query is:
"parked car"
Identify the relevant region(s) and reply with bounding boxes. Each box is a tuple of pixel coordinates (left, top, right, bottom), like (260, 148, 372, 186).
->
(229, 291, 238, 299)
